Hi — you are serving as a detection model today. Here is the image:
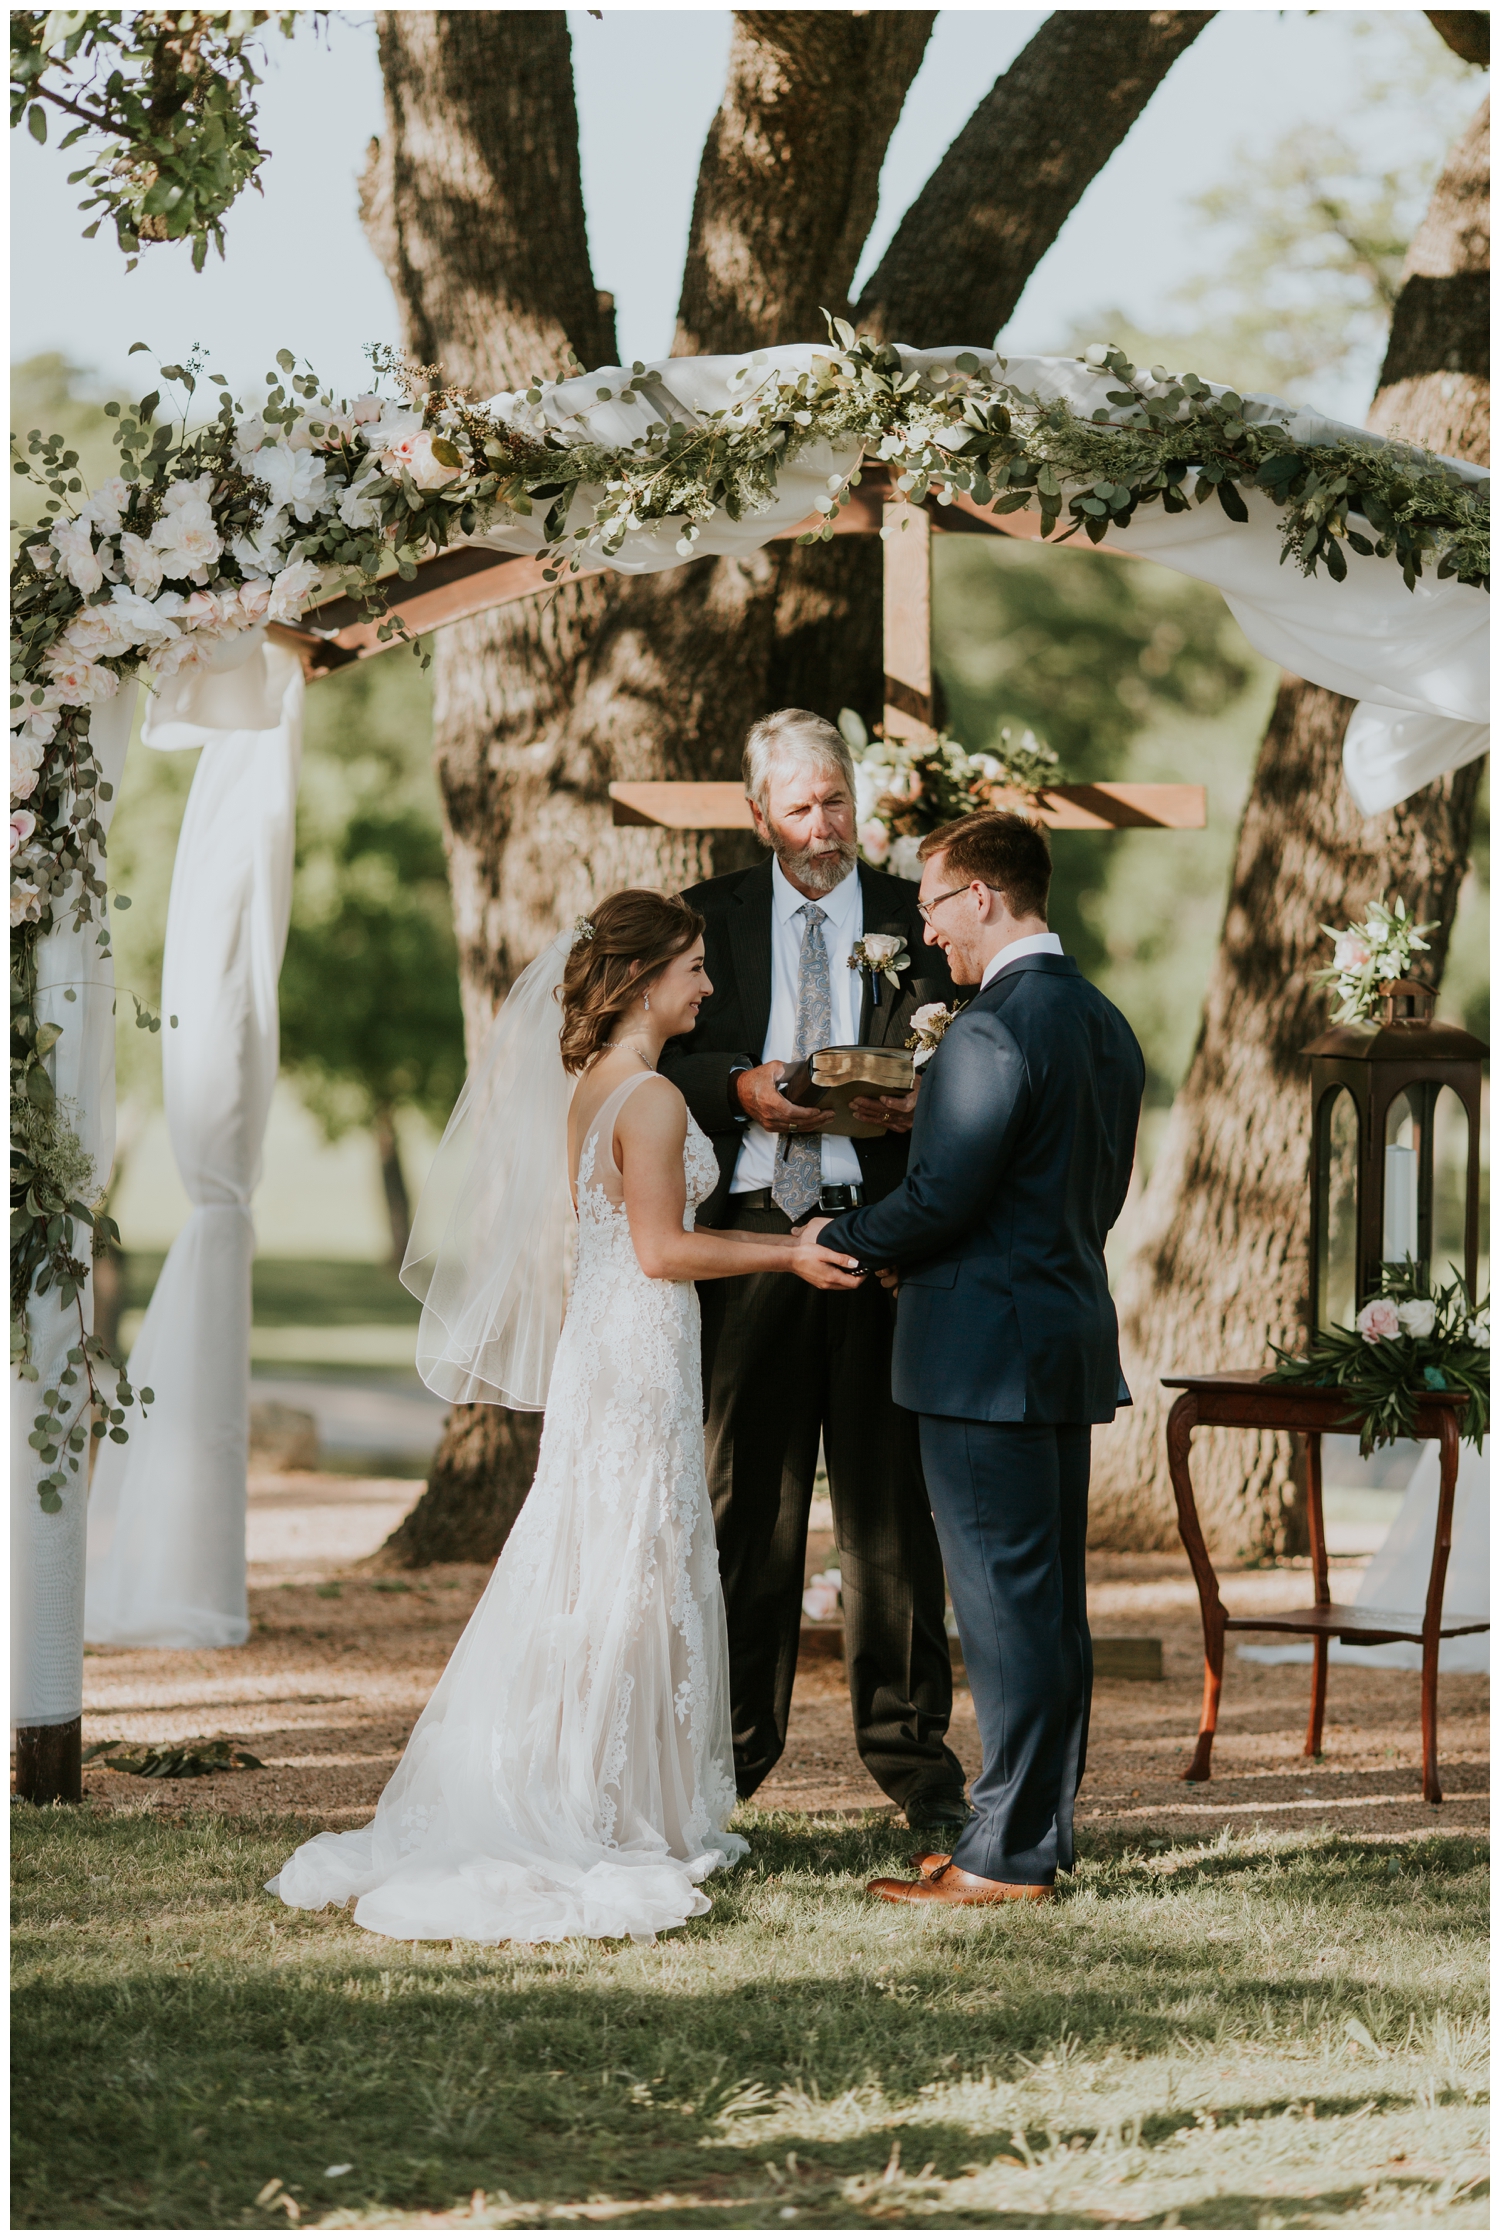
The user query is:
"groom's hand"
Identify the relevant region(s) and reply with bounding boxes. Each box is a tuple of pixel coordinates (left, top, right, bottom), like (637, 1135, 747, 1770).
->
(736, 1058, 832, 1134)
(848, 1083, 920, 1132)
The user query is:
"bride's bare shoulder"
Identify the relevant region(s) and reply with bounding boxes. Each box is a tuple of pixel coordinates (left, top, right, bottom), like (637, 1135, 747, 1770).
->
(613, 1071, 687, 1144)
(569, 1057, 682, 1151)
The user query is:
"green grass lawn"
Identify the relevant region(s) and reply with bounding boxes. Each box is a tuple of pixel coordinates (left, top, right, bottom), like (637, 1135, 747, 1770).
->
(12, 1809, 1487, 2230)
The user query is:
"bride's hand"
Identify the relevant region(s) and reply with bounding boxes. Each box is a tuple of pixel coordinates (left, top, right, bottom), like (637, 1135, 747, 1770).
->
(791, 1239, 865, 1291)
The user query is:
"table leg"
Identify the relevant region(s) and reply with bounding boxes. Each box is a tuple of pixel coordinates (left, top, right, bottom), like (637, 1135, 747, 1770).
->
(1166, 1393, 1226, 1782)
(1305, 1636, 1329, 1760)
(1419, 1412, 1461, 1806)
(1304, 1431, 1329, 1759)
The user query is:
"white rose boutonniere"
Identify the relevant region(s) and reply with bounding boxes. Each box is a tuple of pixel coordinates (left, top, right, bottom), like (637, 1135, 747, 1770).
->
(906, 999, 967, 1068)
(849, 932, 911, 992)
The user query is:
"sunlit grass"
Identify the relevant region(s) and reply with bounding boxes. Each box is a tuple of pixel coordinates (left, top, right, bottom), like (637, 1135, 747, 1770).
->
(12, 1806, 1487, 2229)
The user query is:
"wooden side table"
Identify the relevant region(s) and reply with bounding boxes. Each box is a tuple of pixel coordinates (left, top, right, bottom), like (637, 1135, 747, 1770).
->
(1162, 1373, 1487, 1804)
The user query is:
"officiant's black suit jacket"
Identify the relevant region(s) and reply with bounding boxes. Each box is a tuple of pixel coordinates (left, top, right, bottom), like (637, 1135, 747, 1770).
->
(822, 952, 1145, 1425)
(659, 857, 954, 1225)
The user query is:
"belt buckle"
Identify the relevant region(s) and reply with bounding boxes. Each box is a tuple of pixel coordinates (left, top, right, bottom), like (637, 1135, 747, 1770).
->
(818, 1184, 859, 1214)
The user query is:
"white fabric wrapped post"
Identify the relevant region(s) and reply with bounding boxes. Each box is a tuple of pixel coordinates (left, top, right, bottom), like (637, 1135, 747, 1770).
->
(84, 639, 303, 1649)
(11, 685, 138, 1791)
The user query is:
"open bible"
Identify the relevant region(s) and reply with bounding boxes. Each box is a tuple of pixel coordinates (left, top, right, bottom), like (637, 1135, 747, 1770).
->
(778, 1044, 916, 1138)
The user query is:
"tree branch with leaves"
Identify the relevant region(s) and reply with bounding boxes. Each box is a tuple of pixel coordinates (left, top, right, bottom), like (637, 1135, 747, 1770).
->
(10, 9, 321, 269)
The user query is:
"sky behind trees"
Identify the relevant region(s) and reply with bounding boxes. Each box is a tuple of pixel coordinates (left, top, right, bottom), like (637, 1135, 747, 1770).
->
(10, 9, 1480, 421)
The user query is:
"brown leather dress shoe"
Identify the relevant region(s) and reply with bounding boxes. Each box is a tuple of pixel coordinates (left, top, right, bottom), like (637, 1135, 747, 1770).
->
(907, 1851, 952, 1878)
(868, 1863, 1053, 1906)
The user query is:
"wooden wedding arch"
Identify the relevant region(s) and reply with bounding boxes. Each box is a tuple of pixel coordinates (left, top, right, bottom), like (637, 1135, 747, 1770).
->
(267, 464, 1207, 837)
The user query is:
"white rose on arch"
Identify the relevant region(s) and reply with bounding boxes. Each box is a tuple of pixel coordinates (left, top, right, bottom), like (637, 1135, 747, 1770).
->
(45, 651, 120, 708)
(149, 473, 223, 584)
(10, 808, 37, 858)
(373, 414, 464, 490)
(11, 733, 45, 804)
(49, 519, 107, 596)
(337, 471, 386, 531)
(119, 532, 165, 597)
(81, 476, 131, 533)
(243, 439, 329, 524)
(266, 558, 323, 622)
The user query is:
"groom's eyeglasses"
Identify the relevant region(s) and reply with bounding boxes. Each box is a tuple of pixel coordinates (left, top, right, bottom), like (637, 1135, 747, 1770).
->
(917, 881, 998, 923)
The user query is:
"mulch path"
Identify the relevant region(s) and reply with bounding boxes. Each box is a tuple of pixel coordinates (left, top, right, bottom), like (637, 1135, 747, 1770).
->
(73, 1484, 1487, 1846)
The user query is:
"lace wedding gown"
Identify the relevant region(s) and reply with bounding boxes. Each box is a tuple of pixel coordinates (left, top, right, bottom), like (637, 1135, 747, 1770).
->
(271, 1072, 746, 1942)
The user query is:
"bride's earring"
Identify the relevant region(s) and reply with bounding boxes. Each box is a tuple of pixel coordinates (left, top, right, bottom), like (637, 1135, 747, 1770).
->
(643, 992, 650, 1011)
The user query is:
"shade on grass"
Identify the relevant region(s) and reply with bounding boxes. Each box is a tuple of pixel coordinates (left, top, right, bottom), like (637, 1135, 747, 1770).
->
(11, 1807, 1488, 2230)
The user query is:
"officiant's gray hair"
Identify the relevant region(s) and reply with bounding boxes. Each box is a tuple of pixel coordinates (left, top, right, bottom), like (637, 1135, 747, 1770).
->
(742, 709, 856, 815)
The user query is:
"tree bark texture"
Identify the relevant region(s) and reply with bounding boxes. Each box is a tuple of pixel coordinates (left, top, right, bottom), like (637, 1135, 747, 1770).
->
(854, 11, 1214, 344)
(366, 8, 1205, 1563)
(375, 1403, 552, 1570)
(1091, 93, 1490, 1559)
(673, 11, 936, 357)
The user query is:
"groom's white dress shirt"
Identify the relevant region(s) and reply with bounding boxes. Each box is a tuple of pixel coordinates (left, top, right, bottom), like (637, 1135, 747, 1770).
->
(980, 931, 1063, 990)
(730, 858, 865, 1193)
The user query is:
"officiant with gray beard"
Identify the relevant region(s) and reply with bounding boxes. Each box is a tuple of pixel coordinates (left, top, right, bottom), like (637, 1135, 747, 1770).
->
(659, 708, 969, 1830)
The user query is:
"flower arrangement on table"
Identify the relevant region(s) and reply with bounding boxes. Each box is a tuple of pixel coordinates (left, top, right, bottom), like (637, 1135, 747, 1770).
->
(1310, 896, 1439, 1024)
(1267, 1259, 1489, 1452)
(840, 706, 1063, 880)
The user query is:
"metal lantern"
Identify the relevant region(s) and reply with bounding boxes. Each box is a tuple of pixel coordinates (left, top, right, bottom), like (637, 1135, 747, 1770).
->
(1304, 978, 1487, 1334)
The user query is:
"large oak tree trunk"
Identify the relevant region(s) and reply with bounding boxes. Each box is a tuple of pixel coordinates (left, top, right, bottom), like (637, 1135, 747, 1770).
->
(1091, 94, 1489, 1558)
(371, 8, 1210, 1564)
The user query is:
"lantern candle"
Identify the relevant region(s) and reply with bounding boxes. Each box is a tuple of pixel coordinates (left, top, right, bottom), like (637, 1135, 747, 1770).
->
(1383, 1142, 1419, 1264)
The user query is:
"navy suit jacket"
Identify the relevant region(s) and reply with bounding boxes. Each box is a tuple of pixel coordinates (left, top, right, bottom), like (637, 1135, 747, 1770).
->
(821, 953, 1145, 1425)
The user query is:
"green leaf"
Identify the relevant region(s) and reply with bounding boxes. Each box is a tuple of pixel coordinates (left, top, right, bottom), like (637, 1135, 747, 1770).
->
(1215, 481, 1249, 525)
(28, 103, 46, 143)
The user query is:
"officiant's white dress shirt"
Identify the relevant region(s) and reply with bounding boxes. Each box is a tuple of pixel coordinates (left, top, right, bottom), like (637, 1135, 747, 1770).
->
(979, 930, 1063, 990)
(730, 858, 865, 1193)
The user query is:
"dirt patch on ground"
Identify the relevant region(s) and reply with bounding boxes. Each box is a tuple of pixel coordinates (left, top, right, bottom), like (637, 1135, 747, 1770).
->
(74, 1476, 1487, 1846)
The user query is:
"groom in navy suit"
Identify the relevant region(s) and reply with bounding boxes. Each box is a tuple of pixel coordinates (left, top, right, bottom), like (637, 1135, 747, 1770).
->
(810, 810, 1144, 1904)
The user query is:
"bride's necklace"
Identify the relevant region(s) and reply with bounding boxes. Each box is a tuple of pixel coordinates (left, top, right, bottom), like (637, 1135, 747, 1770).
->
(603, 1038, 656, 1070)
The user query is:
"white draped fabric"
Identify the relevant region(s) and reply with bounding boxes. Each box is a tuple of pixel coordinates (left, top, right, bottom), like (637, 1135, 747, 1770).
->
(83, 638, 303, 1648)
(467, 347, 1488, 815)
(12, 685, 137, 1727)
(73, 348, 1485, 1652)
(1240, 1439, 1488, 1673)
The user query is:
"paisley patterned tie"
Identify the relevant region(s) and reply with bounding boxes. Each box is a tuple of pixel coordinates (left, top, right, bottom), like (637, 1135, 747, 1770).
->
(772, 902, 831, 1219)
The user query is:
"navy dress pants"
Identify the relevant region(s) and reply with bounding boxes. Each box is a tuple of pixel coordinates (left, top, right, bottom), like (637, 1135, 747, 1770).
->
(917, 1416, 1092, 1886)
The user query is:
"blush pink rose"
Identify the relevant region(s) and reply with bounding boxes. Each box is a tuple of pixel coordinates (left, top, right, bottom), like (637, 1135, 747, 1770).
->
(1355, 1297, 1401, 1343)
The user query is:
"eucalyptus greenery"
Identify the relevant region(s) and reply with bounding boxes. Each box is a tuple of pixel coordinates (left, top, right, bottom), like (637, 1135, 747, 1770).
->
(1267, 1259, 1489, 1452)
(10, 10, 320, 270)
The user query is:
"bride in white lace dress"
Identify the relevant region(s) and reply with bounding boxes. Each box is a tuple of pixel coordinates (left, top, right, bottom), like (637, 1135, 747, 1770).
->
(271, 890, 860, 1945)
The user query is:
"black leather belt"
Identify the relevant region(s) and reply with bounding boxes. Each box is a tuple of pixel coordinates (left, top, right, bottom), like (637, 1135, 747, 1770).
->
(727, 1183, 867, 1215)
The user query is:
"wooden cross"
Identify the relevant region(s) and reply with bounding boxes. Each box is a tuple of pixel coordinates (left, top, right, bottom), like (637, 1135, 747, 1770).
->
(269, 466, 1206, 834)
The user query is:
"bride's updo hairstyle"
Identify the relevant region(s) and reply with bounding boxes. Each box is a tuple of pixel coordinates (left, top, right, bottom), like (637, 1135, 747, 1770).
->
(558, 888, 706, 1074)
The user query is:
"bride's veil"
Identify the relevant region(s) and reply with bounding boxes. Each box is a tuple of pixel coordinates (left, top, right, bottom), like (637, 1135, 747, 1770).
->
(400, 930, 578, 1409)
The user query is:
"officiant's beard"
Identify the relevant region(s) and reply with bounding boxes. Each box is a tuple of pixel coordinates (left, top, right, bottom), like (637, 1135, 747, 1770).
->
(775, 835, 858, 895)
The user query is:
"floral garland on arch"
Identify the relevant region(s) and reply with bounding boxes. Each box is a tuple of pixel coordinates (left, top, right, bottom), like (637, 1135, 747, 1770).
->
(8, 332, 1491, 1489)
